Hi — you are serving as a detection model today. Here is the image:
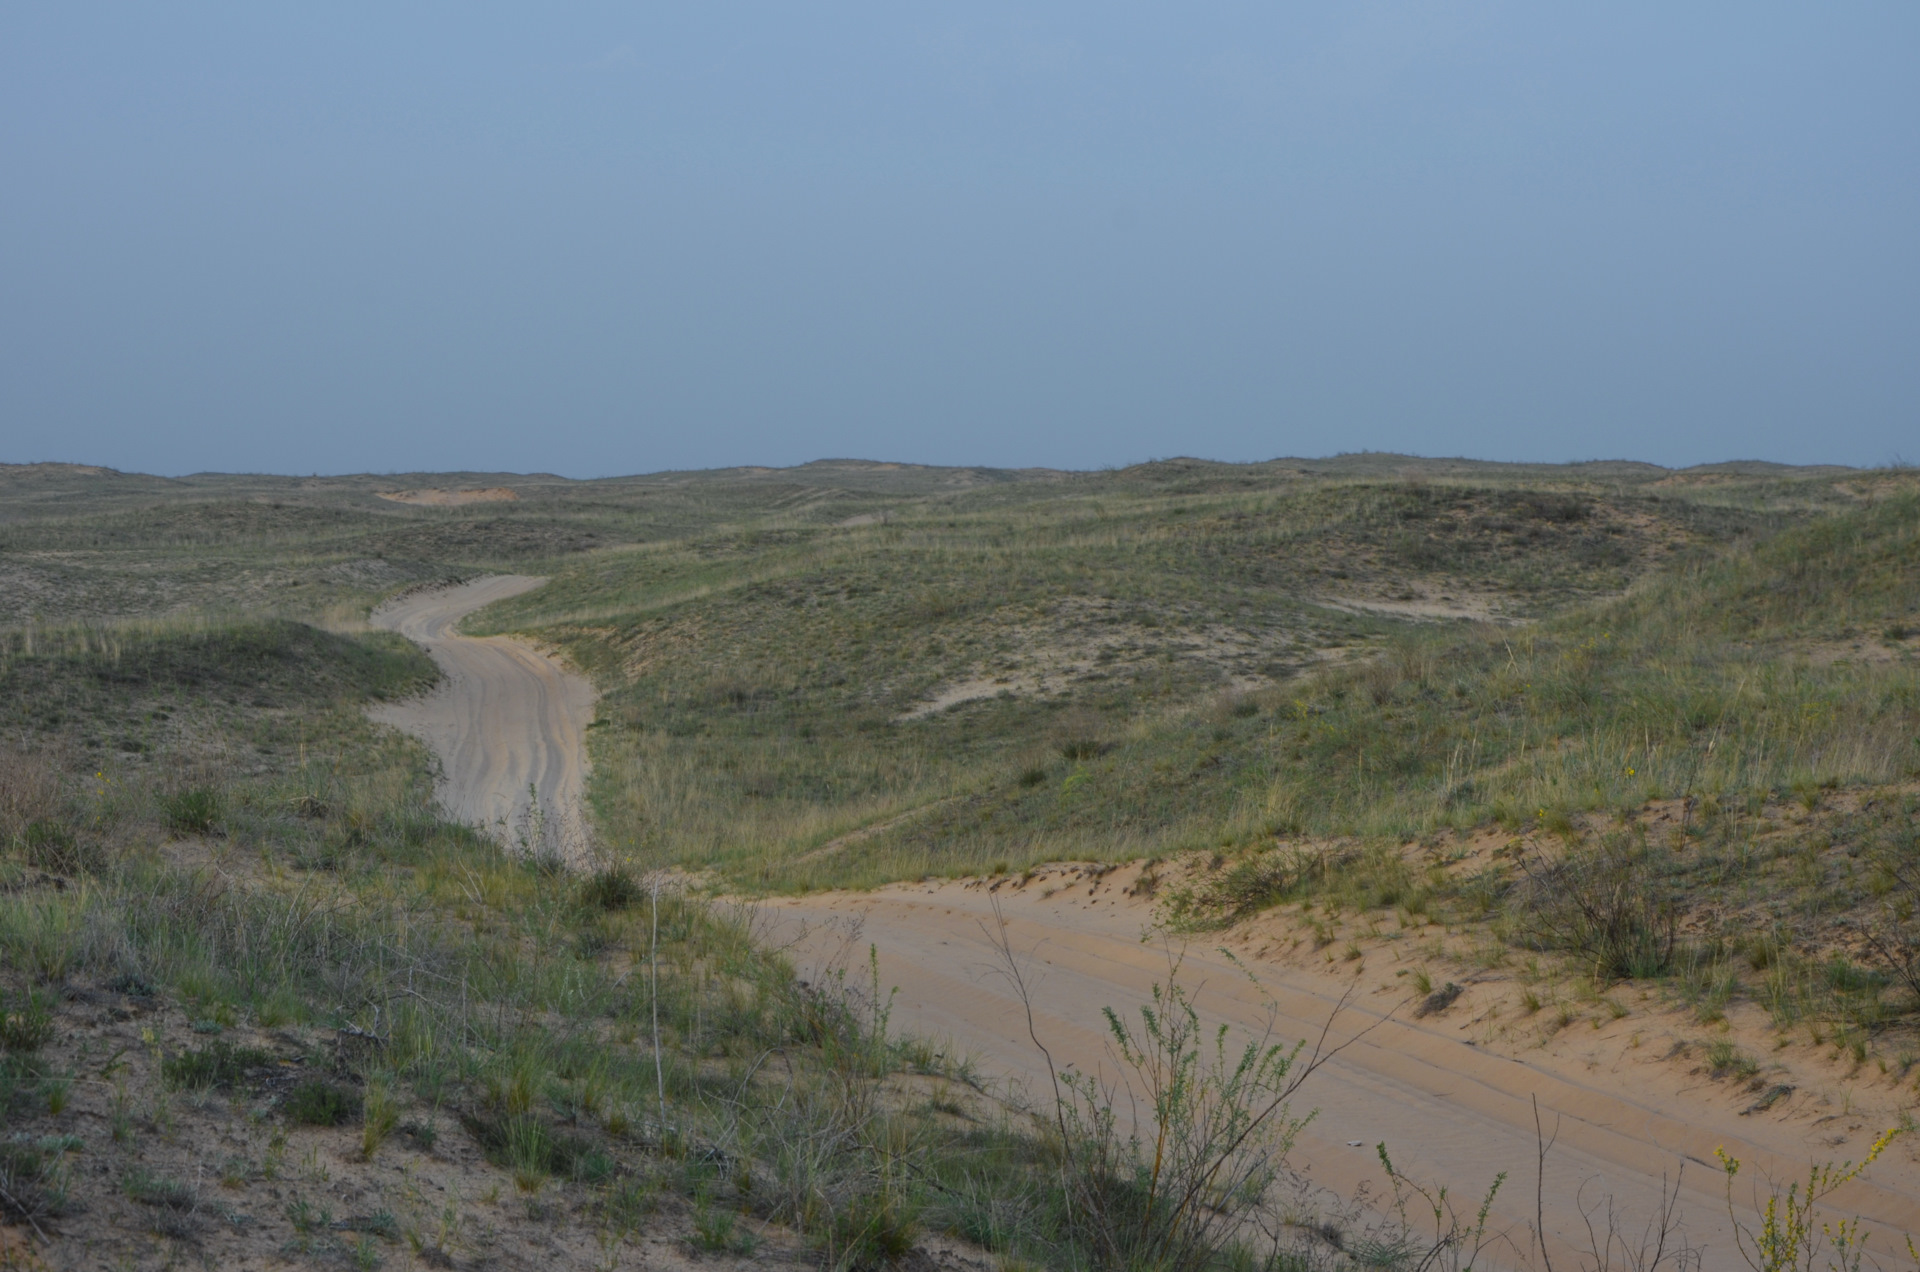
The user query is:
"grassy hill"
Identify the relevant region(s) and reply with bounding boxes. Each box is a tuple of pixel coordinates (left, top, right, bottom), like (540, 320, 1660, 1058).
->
(472, 465, 1896, 887)
(1, 455, 1916, 1268)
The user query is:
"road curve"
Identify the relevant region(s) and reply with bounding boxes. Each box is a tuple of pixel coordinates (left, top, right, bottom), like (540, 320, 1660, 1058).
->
(370, 576, 596, 862)
(759, 870, 1920, 1266)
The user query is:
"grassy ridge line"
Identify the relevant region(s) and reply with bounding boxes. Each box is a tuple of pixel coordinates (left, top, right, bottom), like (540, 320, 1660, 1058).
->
(0, 457, 1884, 629)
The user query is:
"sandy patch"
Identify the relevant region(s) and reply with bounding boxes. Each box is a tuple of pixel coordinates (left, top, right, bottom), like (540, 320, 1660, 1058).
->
(1313, 592, 1509, 622)
(757, 862, 1920, 1264)
(898, 598, 1312, 719)
(376, 487, 519, 507)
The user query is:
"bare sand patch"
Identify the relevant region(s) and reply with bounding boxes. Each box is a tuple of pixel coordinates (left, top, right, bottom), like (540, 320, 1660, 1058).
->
(898, 598, 1312, 718)
(1314, 592, 1510, 622)
(758, 862, 1920, 1263)
(377, 486, 520, 506)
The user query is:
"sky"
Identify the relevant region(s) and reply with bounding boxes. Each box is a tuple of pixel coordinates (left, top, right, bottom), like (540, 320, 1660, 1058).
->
(2, 5, 1916, 478)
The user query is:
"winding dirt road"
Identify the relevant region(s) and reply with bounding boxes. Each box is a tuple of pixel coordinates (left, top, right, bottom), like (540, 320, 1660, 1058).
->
(357, 579, 1920, 1258)
(761, 866, 1920, 1265)
(370, 576, 596, 862)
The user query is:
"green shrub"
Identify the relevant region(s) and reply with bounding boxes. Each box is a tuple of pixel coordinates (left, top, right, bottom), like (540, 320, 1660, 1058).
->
(462, 1111, 611, 1185)
(284, 1079, 360, 1126)
(160, 788, 222, 835)
(21, 820, 96, 874)
(580, 866, 644, 911)
(818, 1188, 918, 1270)
(0, 988, 53, 1052)
(0, 1138, 69, 1223)
(162, 1041, 277, 1090)
(123, 1167, 197, 1211)
(1515, 837, 1676, 981)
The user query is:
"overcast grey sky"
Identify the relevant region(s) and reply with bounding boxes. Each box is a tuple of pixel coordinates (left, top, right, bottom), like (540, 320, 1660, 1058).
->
(2, 5, 1915, 477)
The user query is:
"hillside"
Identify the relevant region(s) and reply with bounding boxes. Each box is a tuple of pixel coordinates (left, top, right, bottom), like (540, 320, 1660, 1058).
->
(3, 455, 1917, 1269)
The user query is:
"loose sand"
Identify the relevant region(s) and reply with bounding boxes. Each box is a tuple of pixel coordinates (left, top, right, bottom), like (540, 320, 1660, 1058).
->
(376, 486, 520, 506)
(370, 576, 596, 862)
(759, 865, 1920, 1264)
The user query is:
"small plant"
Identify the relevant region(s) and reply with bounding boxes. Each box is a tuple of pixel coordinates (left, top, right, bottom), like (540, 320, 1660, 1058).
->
(692, 1201, 759, 1256)
(362, 1079, 400, 1160)
(399, 1118, 439, 1150)
(0, 1138, 70, 1228)
(162, 1040, 276, 1090)
(1706, 1040, 1760, 1082)
(21, 819, 95, 873)
(1719, 1128, 1902, 1271)
(599, 1173, 657, 1230)
(0, 987, 54, 1052)
(816, 1188, 912, 1270)
(160, 787, 223, 835)
(579, 866, 643, 911)
(285, 1079, 360, 1126)
(124, 1167, 197, 1212)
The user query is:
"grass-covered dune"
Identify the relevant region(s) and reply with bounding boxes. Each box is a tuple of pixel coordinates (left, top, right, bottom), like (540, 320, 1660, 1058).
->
(481, 471, 1885, 887)
(1, 456, 1917, 1268)
(1252, 487, 1920, 839)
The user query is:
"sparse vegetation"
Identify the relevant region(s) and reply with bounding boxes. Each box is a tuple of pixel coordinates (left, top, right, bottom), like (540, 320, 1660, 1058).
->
(1, 456, 1917, 1267)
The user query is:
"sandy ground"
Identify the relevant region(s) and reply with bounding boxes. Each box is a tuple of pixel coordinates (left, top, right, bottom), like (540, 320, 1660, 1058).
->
(758, 866, 1920, 1265)
(375, 486, 520, 506)
(370, 576, 596, 862)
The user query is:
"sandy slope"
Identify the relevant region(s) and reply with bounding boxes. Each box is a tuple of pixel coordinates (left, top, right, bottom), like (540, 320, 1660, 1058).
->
(759, 865, 1920, 1264)
(370, 576, 596, 861)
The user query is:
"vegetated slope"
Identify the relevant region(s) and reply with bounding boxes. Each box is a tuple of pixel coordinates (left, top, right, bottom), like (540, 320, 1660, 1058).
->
(0, 613, 1104, 1272)
(1136, 491, 1920, 1115)
(1247, 486, 1920, 842)
(0, 618, 435, 777)
(482, 476, 1808, 888)
(0, 453, 1873, 627)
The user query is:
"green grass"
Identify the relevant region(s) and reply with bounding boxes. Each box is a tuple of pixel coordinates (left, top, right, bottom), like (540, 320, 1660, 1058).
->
(465, 475, 1818, 888)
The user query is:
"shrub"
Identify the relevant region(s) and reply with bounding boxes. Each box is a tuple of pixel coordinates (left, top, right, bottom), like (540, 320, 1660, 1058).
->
(817, 1187, 917, 1271)
(162, 1041, 277, 1090)
(462, 1111, 610, 1187)
(580, 866, 644, 911)
(0, 988, 53, 1053)
(1515, 836, 1676, 981)
(1051, 973, 1313, 1272)
(0, 1138, 69, 1225)
(284, 1079, 360, 1127)
(123, 1167, 197, 1211)
(160, 788, 222, 836)
(22, 819, 96, 874)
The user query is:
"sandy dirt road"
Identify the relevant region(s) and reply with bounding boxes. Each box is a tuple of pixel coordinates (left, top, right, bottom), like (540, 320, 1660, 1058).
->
(370, 576, 596, 861)
(761, 866, 1920, 1265)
